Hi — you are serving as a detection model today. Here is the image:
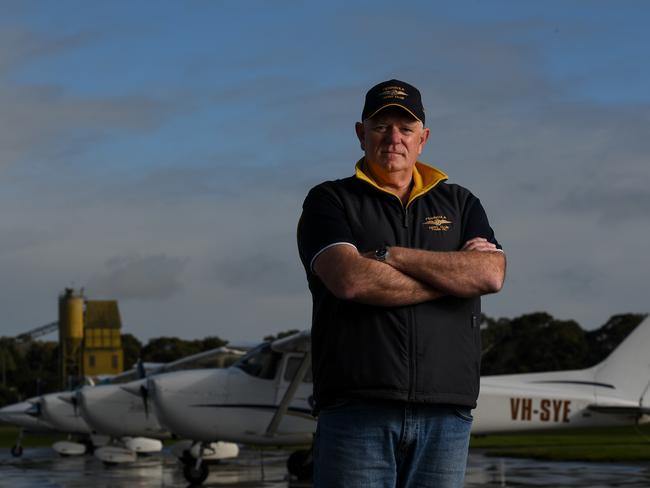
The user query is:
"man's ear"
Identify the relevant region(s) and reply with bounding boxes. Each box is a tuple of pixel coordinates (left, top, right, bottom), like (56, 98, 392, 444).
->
(418, 127, 430, 155)
(355, 122, 365, 151)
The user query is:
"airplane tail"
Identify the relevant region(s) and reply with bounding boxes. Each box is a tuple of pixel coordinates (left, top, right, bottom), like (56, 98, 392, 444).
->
(592, 316, 650, 405)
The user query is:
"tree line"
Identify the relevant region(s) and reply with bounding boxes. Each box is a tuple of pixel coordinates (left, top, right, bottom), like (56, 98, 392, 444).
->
(0, 312, 646, 407)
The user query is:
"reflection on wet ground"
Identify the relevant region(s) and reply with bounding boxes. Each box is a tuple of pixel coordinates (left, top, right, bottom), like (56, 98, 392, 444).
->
(465, 452, 650, 487)
(2, 447, 650, 487)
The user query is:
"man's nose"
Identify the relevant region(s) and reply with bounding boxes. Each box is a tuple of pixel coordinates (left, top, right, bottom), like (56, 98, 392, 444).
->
(385, 126, 401, 143)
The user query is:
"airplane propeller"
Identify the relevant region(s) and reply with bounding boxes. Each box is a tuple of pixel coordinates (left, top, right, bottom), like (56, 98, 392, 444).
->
(24, 401, 41, 418)
(71, 395, 79, 417)
(137, 358, 146, 379)
(139, 384, 150, 418)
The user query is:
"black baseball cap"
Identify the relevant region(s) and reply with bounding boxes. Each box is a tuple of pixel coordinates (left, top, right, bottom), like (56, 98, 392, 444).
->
(361, 79, 425, 124)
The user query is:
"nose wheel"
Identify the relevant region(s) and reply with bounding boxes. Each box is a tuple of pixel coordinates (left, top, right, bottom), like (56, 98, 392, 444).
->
(287, 448, 313, 481)
(182, 459, 209, 485)
(11, 429, 24, 457)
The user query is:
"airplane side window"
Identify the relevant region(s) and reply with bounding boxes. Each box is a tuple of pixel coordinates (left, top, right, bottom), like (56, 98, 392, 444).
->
(234, 344, 282, 380)
(283, 356, 313, 383)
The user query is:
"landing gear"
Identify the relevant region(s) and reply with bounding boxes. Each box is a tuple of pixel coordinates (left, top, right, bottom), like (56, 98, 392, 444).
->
(183, 459, 209, 485)
(180, 442, 210, 485)
(287, 448, 313, 481)
(11, 429, 24, 457)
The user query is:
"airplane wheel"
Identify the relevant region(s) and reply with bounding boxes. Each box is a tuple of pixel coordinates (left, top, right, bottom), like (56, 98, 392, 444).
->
(83, 439, 95, 454)
(11, 445, 23, 457)
(183, 462, 209, 485)
(287, 449, 313, 481)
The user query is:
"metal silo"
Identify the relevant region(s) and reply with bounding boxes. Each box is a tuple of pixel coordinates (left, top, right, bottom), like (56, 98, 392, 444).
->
(58, 288, 85, 389)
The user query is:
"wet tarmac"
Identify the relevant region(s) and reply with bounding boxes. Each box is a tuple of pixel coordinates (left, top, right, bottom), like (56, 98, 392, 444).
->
(2, 446, 650, 487)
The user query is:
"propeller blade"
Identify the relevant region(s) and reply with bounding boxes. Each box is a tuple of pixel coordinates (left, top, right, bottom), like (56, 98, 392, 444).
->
(72, 396, 78, 417)
(139, 384, 149, 418)
(137, 359, 146, 380)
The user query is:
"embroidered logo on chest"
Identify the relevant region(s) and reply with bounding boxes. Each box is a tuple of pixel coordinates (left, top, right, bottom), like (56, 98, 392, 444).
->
(423, 216, 452, 232)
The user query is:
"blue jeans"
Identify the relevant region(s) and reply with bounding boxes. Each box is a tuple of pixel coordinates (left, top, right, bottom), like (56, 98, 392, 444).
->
(313, 400, 472, 488)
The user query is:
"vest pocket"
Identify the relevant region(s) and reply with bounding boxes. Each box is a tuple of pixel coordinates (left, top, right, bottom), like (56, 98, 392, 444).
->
(471, 313, 481, 348)
(471, 313, 482, 387)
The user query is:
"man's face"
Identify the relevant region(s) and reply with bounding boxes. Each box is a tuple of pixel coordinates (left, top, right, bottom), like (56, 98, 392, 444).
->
(355, 107, 430, 174)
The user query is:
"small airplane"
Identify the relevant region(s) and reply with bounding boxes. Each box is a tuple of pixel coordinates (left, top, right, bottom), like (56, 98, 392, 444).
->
(145, 318, 650, 484)
(0, 367, 155, 458)
(76, 346, 245, 464)
(0, 397, 58, 457)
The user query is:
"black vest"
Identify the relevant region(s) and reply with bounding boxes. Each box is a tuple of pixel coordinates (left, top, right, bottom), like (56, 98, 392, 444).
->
(301, 175, 484, 410)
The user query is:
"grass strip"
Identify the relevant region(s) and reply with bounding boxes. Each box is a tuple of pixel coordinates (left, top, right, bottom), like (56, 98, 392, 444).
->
(470, 424, 650, 462)
(0, 425, 66, 449)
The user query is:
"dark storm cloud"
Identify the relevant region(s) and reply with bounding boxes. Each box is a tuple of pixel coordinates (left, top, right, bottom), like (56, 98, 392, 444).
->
(87, 254, 189, 301)
(2, 6, 648, 340)
(0, 83, 177, 168)
(212, 254, 304, 295)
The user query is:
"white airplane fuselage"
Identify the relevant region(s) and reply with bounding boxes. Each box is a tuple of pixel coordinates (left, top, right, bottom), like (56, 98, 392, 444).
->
(150, 318, 650, 446)
(474, 370, 644, 434)
(77, 381, 170, 439)
(151, 353, 314, 445)
(38, 392, 92, 435)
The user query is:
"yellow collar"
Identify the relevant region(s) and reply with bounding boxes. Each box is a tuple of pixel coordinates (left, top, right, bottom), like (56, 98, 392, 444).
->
(354, 158, 448, 207)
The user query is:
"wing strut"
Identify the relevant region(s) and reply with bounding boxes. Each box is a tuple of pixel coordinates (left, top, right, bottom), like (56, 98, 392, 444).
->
(266, 351, 311, 437)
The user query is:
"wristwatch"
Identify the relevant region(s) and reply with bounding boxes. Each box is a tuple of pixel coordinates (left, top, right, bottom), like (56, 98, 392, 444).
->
(374, 247, 390, 262)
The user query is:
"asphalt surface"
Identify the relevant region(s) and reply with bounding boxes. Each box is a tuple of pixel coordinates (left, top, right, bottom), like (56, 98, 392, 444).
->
(2, 446, 650, 487)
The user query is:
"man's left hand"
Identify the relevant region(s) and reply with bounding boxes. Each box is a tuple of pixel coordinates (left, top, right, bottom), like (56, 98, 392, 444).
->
(461, 237, 500, 252)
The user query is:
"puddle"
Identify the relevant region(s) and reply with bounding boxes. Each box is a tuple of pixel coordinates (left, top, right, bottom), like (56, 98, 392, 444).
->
(2, 447, 650, 487)
(465, 453, 650, 487)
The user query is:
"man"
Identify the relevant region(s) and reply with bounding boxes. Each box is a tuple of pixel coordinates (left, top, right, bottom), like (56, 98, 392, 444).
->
(297, 79, 505, 487)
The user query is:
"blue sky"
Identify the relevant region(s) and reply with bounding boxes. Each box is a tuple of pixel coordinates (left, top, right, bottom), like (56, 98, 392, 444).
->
(1, 1, 648, 343)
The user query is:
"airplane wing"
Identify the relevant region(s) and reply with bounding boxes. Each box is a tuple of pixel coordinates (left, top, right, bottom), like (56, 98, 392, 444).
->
(119, 380, 146, 397)
(157, 346, 247, 373)
(270, 330, 311, 354)
(57, 393, 76, 404)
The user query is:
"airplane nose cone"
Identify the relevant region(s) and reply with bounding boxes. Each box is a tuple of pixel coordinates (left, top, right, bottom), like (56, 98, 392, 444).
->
(0, 401, 32, 423)
(150, 369, 228, 441)
(39, 393, 91, 434)
(0, 399, 54, 431)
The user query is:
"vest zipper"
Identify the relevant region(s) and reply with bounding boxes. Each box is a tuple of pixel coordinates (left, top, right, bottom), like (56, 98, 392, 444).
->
(404, 200, 416, 401)
(387, 192, 424, 402)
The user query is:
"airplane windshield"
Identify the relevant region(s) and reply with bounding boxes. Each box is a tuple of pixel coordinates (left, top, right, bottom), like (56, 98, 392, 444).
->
(233, 343, 282, 380)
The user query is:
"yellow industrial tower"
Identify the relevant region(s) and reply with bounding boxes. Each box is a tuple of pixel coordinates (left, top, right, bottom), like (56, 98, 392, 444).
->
(58, 288, 124, 387)
(83, 300, 123, 376)
(58, 288, 85, 389)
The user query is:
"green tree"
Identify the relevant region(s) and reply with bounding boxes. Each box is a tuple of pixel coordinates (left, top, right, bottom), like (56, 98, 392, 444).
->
(481, 312, 589, 374)
(141, 337, 200, 363)
(196, 336, 228, 351)
(585, 313, 647, 366)
(264, 329, 300, 342)
(121, 333, 143, 370)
